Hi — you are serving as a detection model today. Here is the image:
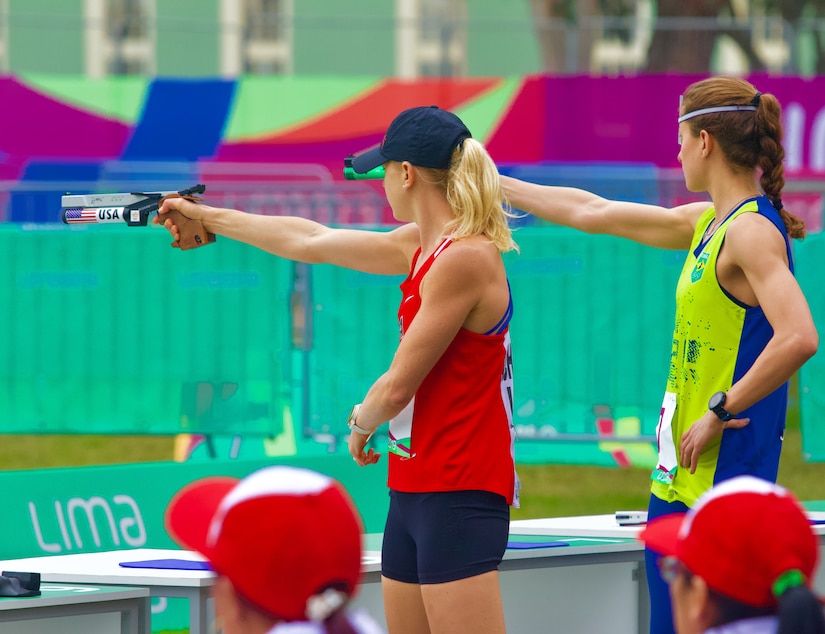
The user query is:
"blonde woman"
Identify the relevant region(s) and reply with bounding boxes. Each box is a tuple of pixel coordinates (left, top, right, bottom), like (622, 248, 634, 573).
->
(158, 106, 520, 634)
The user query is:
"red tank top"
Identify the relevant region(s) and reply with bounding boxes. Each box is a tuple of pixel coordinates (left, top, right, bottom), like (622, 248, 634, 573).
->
(387, 239, 520, 507)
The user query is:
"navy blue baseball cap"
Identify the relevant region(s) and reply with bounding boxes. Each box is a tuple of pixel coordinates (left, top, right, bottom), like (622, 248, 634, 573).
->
(351, 105, 472, 174)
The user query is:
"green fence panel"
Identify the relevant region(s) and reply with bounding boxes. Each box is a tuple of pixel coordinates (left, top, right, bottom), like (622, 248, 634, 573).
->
(305, 263, 404, 439)
(0, 225, 291, 435)
(301, 228, 680, 456)
(10, 224, 818, 464)
(505, 228, 681, 439)
(794, 233, 825, 461)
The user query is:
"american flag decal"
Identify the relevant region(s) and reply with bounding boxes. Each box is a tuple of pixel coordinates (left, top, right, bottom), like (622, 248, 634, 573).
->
(63, 207, 99, 224)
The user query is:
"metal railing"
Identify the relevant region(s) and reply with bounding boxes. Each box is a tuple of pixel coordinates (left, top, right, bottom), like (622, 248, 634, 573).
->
(0, 161, 390, 226)
(1, 161, 821, 230)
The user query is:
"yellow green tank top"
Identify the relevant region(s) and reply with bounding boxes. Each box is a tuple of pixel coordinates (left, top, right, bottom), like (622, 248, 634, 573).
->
(650, 196, 792, 507)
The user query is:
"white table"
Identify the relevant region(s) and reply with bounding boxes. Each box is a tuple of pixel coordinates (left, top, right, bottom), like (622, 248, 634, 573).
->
(0, 549, 213, 634)
(511, 511, 825, 542)
(501, 512, 825, 633)
(0, 582, 150, 634)
(4, 514, 820, 634)
(356, 526, 648, 634)
(510, 513, 645, 538)
(0, 537, 645, 634)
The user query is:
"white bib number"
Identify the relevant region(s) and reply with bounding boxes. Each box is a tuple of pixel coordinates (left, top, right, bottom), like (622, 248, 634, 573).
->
(651, 391, 678, 484)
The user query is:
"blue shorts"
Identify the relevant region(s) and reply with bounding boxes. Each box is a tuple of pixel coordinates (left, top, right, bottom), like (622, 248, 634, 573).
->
(381, 489, 510, 585)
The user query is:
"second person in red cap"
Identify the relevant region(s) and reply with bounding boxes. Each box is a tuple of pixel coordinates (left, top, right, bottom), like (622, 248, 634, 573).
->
(639, 475, 825, 634)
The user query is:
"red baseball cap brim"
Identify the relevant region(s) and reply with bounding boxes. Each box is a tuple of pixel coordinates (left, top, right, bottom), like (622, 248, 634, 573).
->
(638, 512, 687, 557)
(165, 476, 239, 559)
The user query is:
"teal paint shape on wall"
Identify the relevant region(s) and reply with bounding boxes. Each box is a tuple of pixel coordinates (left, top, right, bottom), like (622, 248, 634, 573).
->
(453, 76, 523, 142)
(18, 74, 150, 123)
(224, 76, 381, 140)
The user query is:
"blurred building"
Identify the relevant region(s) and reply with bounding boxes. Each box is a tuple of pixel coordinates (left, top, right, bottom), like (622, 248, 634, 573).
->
(0, 0, 536, 77)
(0, 0, 821, 78)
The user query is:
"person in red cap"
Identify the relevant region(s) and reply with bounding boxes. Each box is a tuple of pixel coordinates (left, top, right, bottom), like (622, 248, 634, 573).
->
(639, 475, 825, 634)
(165, 465, 384, 634)
(158, 106, 519, 634)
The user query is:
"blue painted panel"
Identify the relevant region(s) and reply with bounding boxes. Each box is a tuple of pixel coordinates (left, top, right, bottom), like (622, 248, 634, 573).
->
(123, 78, 236, 161)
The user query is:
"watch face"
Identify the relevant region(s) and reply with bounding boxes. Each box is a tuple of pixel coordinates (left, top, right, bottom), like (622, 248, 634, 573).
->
(709, 392, 726, 410)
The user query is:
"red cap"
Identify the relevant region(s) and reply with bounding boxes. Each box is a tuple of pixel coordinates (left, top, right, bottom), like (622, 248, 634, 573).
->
(165, 466, 364, 622)
(639, 476, 819, 607)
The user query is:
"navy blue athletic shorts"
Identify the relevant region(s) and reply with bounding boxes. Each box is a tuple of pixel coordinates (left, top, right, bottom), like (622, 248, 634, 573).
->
(381, 489, 510, 585)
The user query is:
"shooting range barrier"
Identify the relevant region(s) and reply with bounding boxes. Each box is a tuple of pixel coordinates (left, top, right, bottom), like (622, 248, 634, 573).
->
(794, 231, 825, 462)
(2, 223, 823, 462)
(1, 225, 292, 437)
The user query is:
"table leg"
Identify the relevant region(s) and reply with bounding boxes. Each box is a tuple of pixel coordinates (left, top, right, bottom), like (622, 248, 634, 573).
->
(188, 587, 214, 634)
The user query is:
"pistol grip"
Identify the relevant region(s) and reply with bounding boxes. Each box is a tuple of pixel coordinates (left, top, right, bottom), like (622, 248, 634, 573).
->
(164, 208, 216, 250)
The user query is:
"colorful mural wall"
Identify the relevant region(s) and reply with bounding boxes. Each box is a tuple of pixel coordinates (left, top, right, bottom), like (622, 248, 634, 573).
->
(2, 73, 823, 196)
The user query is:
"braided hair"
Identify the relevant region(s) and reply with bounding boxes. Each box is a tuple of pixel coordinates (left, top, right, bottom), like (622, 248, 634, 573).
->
(680, 76, 805, 239)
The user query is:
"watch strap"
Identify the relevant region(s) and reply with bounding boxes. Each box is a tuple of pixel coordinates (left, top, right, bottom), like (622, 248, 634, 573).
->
(347, 404, 372, 436)
(714, 408, 733, 422)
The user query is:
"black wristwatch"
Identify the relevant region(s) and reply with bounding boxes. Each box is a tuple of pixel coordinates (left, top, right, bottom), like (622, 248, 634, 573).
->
(708, 391, 733, 422)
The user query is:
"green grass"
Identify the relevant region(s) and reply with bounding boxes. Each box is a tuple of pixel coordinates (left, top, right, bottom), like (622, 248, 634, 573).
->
(512, 427, 825, 518)
(1, 428, 823, 518)
(512, 461, 651, 519)
(0, 434, 176, 469)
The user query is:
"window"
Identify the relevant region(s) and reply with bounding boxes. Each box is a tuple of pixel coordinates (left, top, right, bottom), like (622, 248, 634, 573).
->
(0, 0, 8, 74)
(85, 0, 155, 77)
(396, 0, 467, 78)
(220, 0, 293, 77)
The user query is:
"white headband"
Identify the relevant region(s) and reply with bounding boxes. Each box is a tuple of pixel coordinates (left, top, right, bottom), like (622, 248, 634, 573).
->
(677, 93, 761, 144)
(678, 105, 758, 123)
